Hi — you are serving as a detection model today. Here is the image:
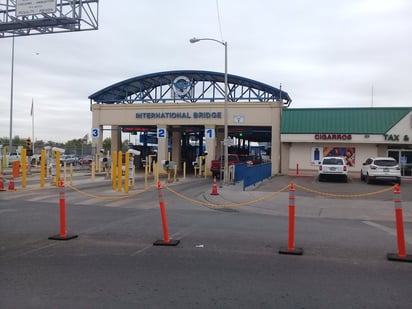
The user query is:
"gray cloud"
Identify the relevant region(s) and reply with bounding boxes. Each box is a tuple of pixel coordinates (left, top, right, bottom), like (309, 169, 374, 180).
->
(1, 0, 411, 143)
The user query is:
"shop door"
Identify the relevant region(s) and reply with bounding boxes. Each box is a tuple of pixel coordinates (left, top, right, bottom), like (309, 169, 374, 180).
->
(388, 150, 412, 177)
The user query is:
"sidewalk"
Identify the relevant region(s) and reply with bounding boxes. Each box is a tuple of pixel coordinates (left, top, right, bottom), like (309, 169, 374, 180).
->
(201, 176, 412, 223)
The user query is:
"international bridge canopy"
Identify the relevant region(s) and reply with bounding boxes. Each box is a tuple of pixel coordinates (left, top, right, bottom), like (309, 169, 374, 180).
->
(88, 70, 291, 105)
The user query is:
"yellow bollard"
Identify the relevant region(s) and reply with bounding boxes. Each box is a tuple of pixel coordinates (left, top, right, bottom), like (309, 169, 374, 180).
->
(183, 161, 186, 179)
(55, 151, 61, 187)
(112, 151, 117, 190)
(46, 157, 49, 179)
(63, 162, 67, 184)
(69, 163, 73, 186)
(125, 152, 129, 193)
(144, 160, 149, 189)
(2, 146, 7, 169)
(148, 154, 156, 175)
(21, 148, 27, 188)
(40, 149, 46, 188)
(117, 151, 122, 192)
(154, 162, 159, 185)
(91, 162, 95, 180)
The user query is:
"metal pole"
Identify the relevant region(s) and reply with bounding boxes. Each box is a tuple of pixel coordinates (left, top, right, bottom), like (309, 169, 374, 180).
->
(31, 99, 34, 154)
(9, 35, 15, 152)
(223, 41, 229, 185)
(189, 37, 229, 184)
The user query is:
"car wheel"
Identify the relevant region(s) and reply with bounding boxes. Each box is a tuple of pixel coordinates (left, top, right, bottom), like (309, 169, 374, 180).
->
(366, 174, 372, 184)
(343, 176, 348, 183)
(318, 175, 323, 182)
(360, 171, 365, 181)
(396, 178, 401, 185)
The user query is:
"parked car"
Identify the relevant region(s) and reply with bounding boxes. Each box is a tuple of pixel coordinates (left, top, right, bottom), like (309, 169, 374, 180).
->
(79, 155, 93, 165)
(30, 154, 42, 166)
(60, 154, 79, 166)
(210, 154, 239, 178)
(360, 157, 401, 184)
(318, 156, 348, 182)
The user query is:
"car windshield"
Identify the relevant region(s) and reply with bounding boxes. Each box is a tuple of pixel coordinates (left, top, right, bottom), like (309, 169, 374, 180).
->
(323, 158, 343, 165)
(374, 160, 397, 167)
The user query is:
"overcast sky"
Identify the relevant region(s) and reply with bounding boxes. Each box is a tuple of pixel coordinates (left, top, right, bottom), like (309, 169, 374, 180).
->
(1, 0, 411, 143)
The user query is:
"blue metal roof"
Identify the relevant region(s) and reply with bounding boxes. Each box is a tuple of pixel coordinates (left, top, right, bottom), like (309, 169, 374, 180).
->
(88, 70, 291, 105)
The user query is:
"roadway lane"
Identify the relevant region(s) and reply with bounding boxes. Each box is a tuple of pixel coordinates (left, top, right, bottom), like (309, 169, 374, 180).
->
(1, 176, 412, 308)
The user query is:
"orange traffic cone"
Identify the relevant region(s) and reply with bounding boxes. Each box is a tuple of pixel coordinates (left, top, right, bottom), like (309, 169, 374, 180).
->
(0, 173, 5, 191)
(8, 176, 15, 191)
(210, 176, 219, 195)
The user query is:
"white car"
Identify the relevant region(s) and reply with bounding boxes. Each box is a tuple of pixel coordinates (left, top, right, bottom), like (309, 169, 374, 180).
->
(60, 154, 79, 166)
(6, 152, 21, 166)
(318, 156, 348, 182)
(361, 157, 401, 184)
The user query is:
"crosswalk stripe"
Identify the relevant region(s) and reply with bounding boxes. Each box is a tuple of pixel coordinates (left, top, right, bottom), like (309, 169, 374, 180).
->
(75, 198, 104, 206)
(27, 194, 57, 202)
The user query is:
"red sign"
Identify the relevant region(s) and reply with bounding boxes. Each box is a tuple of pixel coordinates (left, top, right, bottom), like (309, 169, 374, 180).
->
(314, 134, 352, 141)
(122, 127, 150, 132)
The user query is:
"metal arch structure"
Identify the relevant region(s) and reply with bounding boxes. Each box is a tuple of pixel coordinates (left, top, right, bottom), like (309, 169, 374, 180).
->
(0, 0, 99, 38)
(88, 70, 292, 106)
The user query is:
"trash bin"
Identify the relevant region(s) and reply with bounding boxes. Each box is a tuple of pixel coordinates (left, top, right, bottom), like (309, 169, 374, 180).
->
(12, 160, 20, 178)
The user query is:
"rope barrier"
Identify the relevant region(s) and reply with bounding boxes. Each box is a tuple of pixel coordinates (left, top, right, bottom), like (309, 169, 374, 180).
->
(163, 184, 290, 208)
(293, 183, 394, 198)
(4, 175, 397, 206)
(67, 184, 153, 201)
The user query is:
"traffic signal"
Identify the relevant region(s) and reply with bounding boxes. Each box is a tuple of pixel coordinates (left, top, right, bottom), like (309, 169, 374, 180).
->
(26, 138, 32, 149)
(26, 138, 33, 156)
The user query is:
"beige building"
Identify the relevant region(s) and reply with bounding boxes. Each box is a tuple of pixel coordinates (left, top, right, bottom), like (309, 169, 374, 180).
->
(89, 70, 291, 176)
(89, 71, 412, 179)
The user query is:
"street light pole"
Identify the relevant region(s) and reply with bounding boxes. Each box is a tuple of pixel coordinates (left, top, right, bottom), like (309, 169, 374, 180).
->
(9, 35, 15, 152)
(190, 37, 229, 184)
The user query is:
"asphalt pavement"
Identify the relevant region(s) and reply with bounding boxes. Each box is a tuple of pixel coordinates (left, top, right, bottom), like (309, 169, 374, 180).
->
(1, 170, 412, 308)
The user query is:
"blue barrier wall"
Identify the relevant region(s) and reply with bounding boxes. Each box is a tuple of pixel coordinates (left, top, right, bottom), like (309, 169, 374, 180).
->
(234, 163, 272, 190)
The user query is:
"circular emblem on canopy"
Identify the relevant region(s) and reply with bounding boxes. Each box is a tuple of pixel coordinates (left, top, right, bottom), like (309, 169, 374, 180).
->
(172, 76, 192, 97)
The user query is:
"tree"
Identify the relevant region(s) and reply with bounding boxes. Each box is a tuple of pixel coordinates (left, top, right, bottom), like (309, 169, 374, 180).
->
(121, 140, 130, 152)
(102, 138, 111, 152)
(65, 139, 84, 154)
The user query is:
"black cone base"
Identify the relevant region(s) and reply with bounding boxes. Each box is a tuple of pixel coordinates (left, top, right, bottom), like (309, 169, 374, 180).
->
(279, 247, 303, 255)
(153, 239, 180, 246)
(49, 234, 78, 241)
(387, 253, 412, 263)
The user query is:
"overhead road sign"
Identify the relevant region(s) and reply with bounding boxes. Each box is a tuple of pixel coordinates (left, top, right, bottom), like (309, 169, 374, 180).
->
(0, 0, 99, 38)
(16, 0, 56, 17)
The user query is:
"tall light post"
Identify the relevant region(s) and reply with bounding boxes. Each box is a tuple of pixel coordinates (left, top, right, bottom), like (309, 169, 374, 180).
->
(190, 37, 229, 184)
(9, 35, 15, 153)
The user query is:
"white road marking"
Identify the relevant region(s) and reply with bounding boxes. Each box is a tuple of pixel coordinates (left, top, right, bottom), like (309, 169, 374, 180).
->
(362, 220, 412, 245)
